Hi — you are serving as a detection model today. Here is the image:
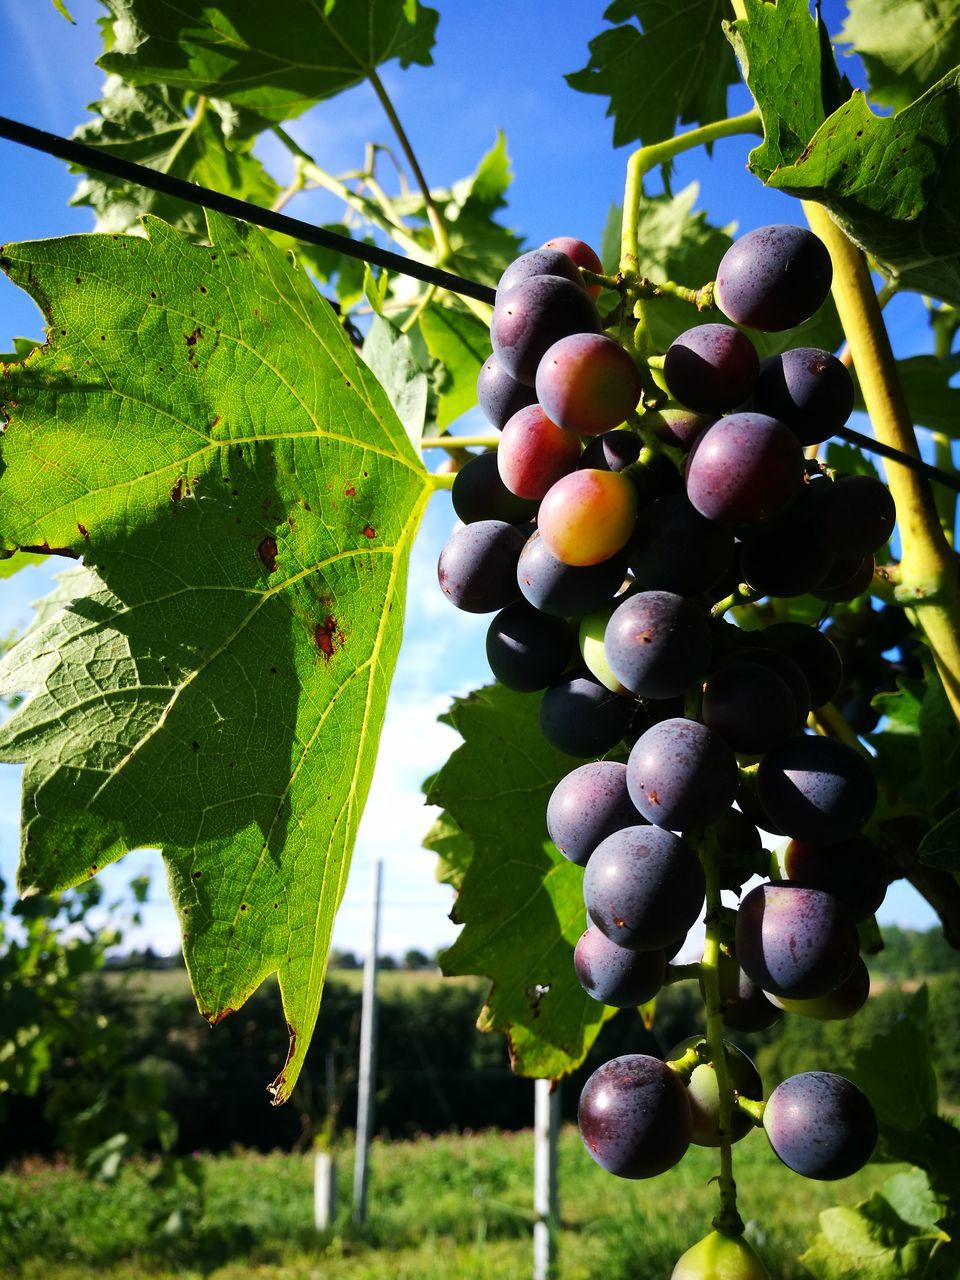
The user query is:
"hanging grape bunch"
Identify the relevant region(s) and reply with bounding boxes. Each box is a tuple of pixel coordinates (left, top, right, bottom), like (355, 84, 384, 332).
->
(436, 225, 890, 1275)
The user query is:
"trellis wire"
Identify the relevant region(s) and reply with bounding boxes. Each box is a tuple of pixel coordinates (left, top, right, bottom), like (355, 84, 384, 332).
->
(0, 113, 957, 493)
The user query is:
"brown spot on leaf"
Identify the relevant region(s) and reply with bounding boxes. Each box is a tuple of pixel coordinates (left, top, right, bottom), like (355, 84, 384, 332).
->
(193, 870, 202, 879)
(77, 523, 89, 540)
(344, 486, 356, 498)
(191, 741, 200, 752)
(363, 524, 376, 539)
(171, 477, 185, 502)
(258, 536, 279, 572)
(313, 614, 345, 661)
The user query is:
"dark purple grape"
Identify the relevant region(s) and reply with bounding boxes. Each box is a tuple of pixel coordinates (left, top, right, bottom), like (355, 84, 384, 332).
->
(770, 955, 870, 1020)
(736, 771, 786, 837)
(536, 333, 642, 436)
(713, 808, 765, 889)
(496, 248, 586, 298)
(451, 451, 539, 525)
(546, 761, 642, 866)
(667, 1036, 762, 1147)
(752, 348, 854, 446)
(574, 928, 666, 1006)
(739, 511, 834, 597)
(811, 475, 897, 559)
(715, 225, 833, 332)
(578, 1054, 692, 1178)
(437, 520, 526, 613)
(685, 413, 804, 526)
(814, 554, 875, 604)
(652, 407, 714, 451)
(539, 673, 635, 757)
(476, 354, 538, 429)
(626, 717, 738, 831)
(761, 623, 843, 709)
(627, 496, 735, 597)
(716, 964, 784, 1033)
(702, 660, 798, 755)
(728, 648, 810, 732)
(583, 825, 704, 950)
(735, 883, 859, 999)
(631, 453, 685, 505)
(757, 735, 877, 843)
(763, 1072, 877, 1179)
(663, 324, 759, 413)
(485, 601, 573, 693)
(579, 428, 643, 473)
(491, 275, 600, 385)
(774, 835, 887, 921)
(517, 531, 628, 616)
(604, 591, 712, 699)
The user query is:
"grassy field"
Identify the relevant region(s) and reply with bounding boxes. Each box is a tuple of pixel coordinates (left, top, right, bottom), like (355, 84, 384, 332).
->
(1, 1126, 897, 1279)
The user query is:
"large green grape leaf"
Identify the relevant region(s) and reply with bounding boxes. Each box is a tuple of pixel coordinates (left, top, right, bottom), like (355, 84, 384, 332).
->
(0, 212, 430, 1101)
(98, 0, 439, 133)
(418, 308, 490, 431)
(567, 0, 740, 148)
(71, 78, 279, 238)
(426, 685, 615, 1079)
(767, 71, 960, 303)
(840, 0, 960, 113)
(853, 355, 960, 437)
(726, 0, 853, 182)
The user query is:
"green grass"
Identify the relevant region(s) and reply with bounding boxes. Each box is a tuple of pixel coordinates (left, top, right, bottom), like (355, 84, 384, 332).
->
(1, 1128, 897, 1279)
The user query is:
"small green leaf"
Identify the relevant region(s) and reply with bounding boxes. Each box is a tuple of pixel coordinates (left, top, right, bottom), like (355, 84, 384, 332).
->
(424, 810, 473, 893)
(418, 307, 490, 430)
(0, 552, 47, 580)
(0, 337, 42, 363)
(0, 212, 430, 1101)
(848, 987, 938, 1132)
(98, 0, 439, 132)
(362, 316, 429, 448)
(825, 441, 881, 482)
(567, 0, 740, 148)
(853, 354, 960, 437)
(768, 72, 960, 304)
(49, 0, 76, 20)
(919, 808, 960, 873)
(426, 685, 615, 1078)
(840, 0, 960, 112)
(362, 264, 389, 317)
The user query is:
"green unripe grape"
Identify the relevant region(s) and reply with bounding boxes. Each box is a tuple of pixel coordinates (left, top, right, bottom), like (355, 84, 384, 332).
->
(579, 600, 631, 694)
(538, 468, 639, 567)
(769, 955, 870, 1021)
(666, 1035, 761, 1147)
(671, 1230, 769, 1279)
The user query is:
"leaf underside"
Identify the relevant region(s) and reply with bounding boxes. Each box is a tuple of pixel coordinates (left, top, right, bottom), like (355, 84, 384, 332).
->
(0, 211, 429, 1100)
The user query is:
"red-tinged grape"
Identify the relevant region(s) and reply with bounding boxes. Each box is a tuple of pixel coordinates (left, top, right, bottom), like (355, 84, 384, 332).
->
(810, 475, 897, 559)
(538, 469, 638, 567)
(517, 531, 628, 616)
(702, 660, 799, 755)
(578, 1054, 692, 1179)
(628, 495, 735, 597)
(685, 413, 804, 526)
(627, 717, 739, 831)
(491, 275, 600, 385)
(546, 761, 642, 866)
(715, 225, 833, 332)
(672, 1231, 770, 1280)
(736, 883, 859, 1000)
(437, 520, 526, 613)
(652, 407, 714, 451)
(496, 247, 585, 298)
(663, 324, 759, 413)
(753, 348, 854, 445)
(574, 927, 666, 1006)
(541, 236, 604, 296)
(485, 601, 574, 693)
(813, 554, 875, 604)
(667, 1036, 762, 1147)
(739, 511, 834, 598)
(773, 834, 887, 921)
(451, 451, 539, 525)
(536, 333, 642, 436)
(540, 672, 635, 757)
(583, 825, 705, 950)
(497, 403, 581, 500)
(604, 591, 712, 699)
(761, 623, 843, 708)
(757, 735, 877, 843)
(769, 955, 870, 1020)
(579, 428, 643, 472)
(763, 1072, 877, 1180)
(476, 354, 538, 430)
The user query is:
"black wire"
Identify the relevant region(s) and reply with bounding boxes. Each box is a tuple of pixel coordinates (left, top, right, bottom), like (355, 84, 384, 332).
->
(1, 113, 958, 494)
(0, 114, 497, 306)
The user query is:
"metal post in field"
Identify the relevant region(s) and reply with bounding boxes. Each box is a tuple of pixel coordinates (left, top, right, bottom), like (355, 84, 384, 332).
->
(352, 859, 383, 1225)
(533, 1077, 561, 1280)
(314, 1151, 337, 1229)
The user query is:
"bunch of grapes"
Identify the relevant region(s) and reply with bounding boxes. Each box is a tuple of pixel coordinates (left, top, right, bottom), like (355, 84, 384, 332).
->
(436, 225, 891, 1275)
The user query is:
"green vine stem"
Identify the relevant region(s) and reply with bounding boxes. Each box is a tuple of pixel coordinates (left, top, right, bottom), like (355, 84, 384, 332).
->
(697, 831, 745, 1238)
(421, 435, 500, 450)
(735, 1096, 765, 1125)
(803, 201, 960, 724)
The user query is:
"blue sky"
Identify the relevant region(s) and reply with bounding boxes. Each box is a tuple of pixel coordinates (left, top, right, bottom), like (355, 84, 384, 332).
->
(0, 0, 940, 956)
